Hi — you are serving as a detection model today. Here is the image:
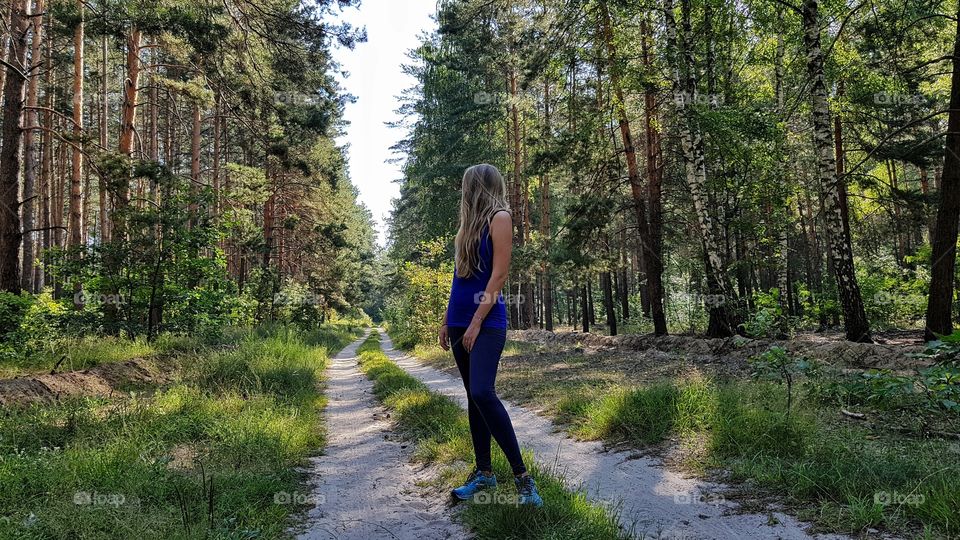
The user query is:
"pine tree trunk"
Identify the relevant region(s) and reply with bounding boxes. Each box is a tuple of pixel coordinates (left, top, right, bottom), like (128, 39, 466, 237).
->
(68, 0, 84, 249)
(0, 0, 29, 292)
(801, 0, 871, 342)
(98, 34, 109, 242)
(189, 101, 201, 229)
(581, 284, 589, 332)
(116, 27, 141, 234)
(925, 5, 960, 340)
(38, 18, 52, 291)
(213, 94, 221, 216)
(541, 85, 553, 331)
(642, 16, 667, 335)
(602, 271, 617, 336)
(598, 3, 659, 331)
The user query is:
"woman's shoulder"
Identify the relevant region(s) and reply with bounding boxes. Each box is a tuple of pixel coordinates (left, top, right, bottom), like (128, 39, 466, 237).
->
(490, 210, 512, 229)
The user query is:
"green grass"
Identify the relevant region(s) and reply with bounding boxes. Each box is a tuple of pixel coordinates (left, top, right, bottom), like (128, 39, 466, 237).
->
(357, 332, 629, 540)
(554, 377, 959, 538)
(0, 319, 367, 379)
(0, 323, 361, 539)
(0, 330, 249, 378)
(412, 338, 959, 537)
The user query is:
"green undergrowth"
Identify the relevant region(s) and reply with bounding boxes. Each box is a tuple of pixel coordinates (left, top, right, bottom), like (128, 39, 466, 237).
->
(554, 376, 958, 538)
(410, 340, 957, 538)
(0, 323, 362, 539)
(356, 332, 629, 540)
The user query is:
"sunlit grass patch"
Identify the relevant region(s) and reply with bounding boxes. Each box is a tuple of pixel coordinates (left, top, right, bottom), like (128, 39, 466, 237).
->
(0, 323, 356, 539)
(526, 371, 959, 538)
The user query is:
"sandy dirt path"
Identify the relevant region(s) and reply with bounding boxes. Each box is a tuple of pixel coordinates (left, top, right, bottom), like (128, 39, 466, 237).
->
(295, 331, 466, 540)
(380, 331, 847, 540)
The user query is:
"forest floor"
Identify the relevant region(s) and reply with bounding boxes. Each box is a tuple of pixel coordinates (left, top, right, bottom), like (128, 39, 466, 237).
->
(4, 325, 953, 538)
(410, 328, 958, 539)
(391, 333, 847, 540)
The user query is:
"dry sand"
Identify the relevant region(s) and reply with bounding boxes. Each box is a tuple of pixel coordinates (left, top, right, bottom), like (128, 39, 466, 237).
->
(295, 331, 466, 540)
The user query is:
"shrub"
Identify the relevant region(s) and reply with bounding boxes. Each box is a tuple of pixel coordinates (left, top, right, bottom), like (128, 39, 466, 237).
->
(383, 260, 452, 349)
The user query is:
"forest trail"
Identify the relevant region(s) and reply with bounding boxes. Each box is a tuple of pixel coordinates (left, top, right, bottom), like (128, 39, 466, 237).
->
(295, 330, 464, 540)
(379, 331, 848, 540)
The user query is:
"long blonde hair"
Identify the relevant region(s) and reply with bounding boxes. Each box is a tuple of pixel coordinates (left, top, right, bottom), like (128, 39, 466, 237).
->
(454, 164, 510, 278)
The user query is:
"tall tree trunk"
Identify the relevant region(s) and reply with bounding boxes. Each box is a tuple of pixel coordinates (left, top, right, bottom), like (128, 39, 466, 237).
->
(21, 0, 43, 292)
(602, 270, 617, 336)
(618, 233, 630, 320)
(0, 0, 29, 292)
(801, 0, 871, 342)
(541, 81, 554, 331)
(189, 101, 201, 229)
(116, 26, 141, 238)
(581, 284, 589, 332)
(598, 2, 663, 334)
(68, 0, 84, 249)
(642, 16, 668, 335)
(212, 94, 221, 217)
(925, 5, 960, 340)
(508, 66, 533, 329)
(39, 17, 53, 292)
(98, 34, 109, 242)
(587, 276, 597, 324)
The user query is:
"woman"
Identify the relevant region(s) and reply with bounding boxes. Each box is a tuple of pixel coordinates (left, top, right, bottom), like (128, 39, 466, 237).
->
(439, 164, 543, 507)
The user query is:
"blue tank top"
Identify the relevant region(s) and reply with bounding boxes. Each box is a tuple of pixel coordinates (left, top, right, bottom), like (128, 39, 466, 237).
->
(446, 227, 509, 329)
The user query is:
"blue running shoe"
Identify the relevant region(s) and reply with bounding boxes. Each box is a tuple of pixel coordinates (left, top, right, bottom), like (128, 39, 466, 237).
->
(452, 470, 497, 500)
(515, 475, 543, 507)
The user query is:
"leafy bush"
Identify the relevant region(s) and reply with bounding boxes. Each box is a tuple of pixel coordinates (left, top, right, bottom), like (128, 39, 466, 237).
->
(741, 289, 789, 338)
(856, 257, 928, 330)
(383, 260, 452, 349)
(0, 291, 69, 365)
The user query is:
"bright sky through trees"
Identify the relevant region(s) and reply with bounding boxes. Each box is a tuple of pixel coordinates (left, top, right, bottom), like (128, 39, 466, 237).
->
(331, 0, 438, 246)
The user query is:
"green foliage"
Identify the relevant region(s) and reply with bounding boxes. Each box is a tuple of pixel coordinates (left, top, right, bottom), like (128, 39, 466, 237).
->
(741, 289, 789, 338)
(856, 260, 928, 330)
(749, 346, 816, 416)
(919, 365, 960, 412)
(382, 258, 452, 349)
(915, 330, 960, 365)
(817, 365, 960, 413)
(0, 292, 67, 364)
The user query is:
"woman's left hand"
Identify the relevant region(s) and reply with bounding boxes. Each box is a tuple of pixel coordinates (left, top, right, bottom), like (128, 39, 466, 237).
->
(463, 321, 481, 352)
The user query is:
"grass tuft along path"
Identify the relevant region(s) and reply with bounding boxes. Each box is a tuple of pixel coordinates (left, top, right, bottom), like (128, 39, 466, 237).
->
(356, 330, 629, 540)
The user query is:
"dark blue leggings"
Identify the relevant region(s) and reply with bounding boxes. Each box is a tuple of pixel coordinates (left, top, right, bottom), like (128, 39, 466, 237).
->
(448, 326, 526, 475)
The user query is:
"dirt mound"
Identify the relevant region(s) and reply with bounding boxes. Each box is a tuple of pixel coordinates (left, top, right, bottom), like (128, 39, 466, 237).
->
(0, 357, 178, 408)
(510, 329, 930, 371)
